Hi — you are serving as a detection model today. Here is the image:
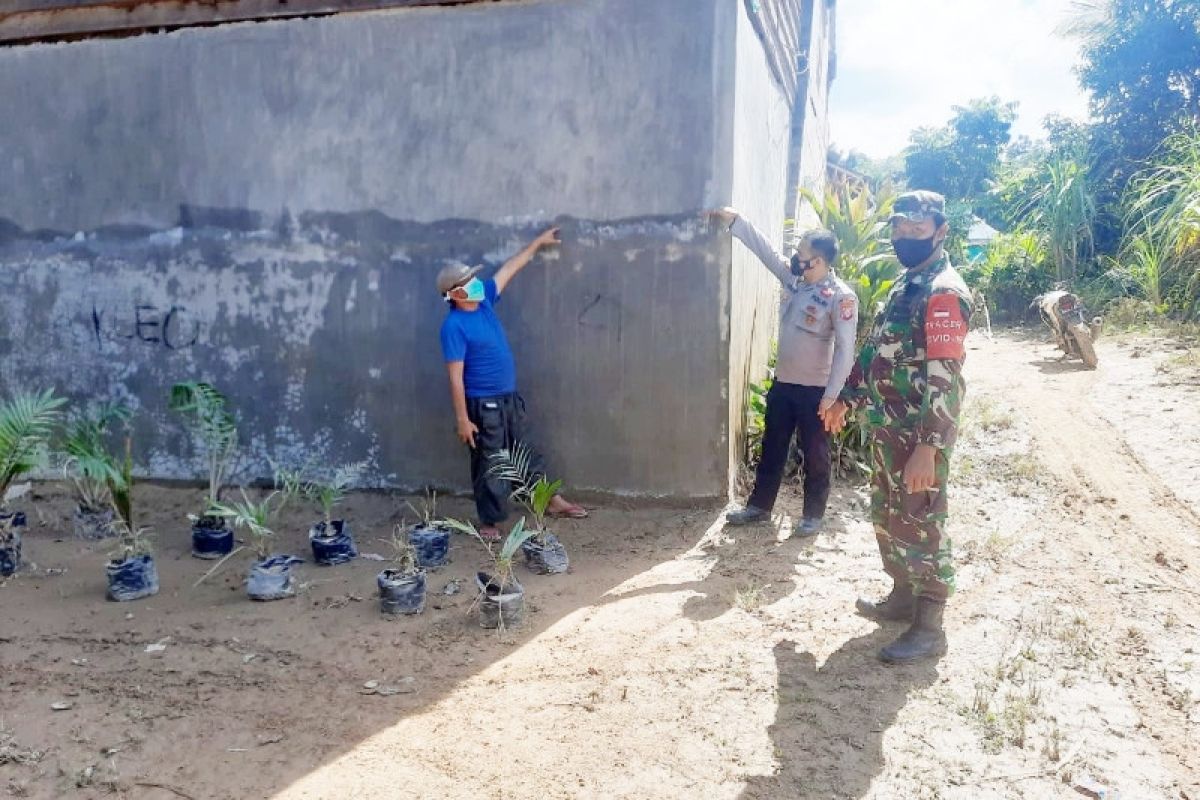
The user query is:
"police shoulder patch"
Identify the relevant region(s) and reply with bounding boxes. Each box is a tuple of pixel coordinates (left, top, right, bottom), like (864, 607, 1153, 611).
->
(924, 292, 967, 360)
(839, 295, 856, 321)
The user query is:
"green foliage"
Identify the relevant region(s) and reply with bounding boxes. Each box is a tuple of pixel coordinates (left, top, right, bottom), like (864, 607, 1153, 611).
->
(61, 402, 131, 511)
(1030, 159, 1097, 282)
(209, 489, 282, 561)
(208, 470, 302, 560)
(1062, 0, 1200, 179)
(169, 382, 238, 508)
(801, 185, 900, 342)
(486, 443, 561, 535)
(745, 378, 772, 466)
(303, 461, 367, 526)
(962, 232, 1055, 321)
(904, 97, 1018, 202)
(1115, 128, 1200, 317)
(106, 437, 149, 561)
(109, 437, 135, 533)
(0, 389, 66, 503)
(442, 516, 535, 591)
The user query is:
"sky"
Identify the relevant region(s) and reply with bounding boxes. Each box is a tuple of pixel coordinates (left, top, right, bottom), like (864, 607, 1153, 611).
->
(829, 0, 1094, 160)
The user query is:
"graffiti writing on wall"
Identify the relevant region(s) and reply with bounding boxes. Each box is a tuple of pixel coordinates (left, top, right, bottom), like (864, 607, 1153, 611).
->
(90, 303, 201, 350)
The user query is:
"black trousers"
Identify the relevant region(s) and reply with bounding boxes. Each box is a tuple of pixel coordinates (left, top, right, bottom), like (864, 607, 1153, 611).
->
(748, 382, 832, 518)
(466, 393, 548, 525)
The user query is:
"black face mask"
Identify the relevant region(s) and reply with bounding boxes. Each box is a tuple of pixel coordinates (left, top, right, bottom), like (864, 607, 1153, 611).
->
(893, 235, 939, 269)
(790, 254, 815, 277)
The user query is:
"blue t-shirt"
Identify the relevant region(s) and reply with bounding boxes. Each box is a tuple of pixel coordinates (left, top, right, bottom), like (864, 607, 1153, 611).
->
(439, 279, 517, 398)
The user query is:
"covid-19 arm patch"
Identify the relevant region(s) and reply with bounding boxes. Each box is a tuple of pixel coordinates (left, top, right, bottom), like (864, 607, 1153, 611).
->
(924, 292, 967, 360)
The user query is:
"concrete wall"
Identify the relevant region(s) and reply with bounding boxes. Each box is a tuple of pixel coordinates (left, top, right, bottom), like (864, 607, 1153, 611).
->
(0, 0, 733, 498)
(0, 0, 828, 500)
(724, 0, 796, 489)
(791, 0, 836, 229)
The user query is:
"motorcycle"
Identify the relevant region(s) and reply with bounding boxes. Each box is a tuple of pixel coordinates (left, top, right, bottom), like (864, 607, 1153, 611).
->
(1032, 286, 1103, 369)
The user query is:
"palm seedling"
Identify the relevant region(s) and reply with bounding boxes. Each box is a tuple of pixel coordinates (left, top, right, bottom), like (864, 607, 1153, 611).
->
(208, 488, 287, 561)
(62, 403, 131, 536)
(376, 523, 427, 616)
(443, 516, 535, 594)
(382, 524, 421, 576)
(485, 443, 561, 540)
(168, 382, 238, 521)
(0, 389, 66, 575)
(404, 486, 445, 529)
(306, 461, 367, 529)
(0, 389, 67, 509)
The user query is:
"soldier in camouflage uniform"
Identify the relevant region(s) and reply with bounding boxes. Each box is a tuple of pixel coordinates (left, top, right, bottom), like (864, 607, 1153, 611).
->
(823, 190, 972, 663)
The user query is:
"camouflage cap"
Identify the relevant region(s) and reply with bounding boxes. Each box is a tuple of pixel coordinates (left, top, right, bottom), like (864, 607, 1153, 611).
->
(435, 261, 483, 295)
(889, 190, 946, 223)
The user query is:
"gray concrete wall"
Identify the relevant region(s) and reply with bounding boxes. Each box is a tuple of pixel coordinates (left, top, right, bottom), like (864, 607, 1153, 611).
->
(0, 0, 733, 498)
(791, 0, 835, 228)
(0, 0, 723, 232)
(0, 213, 728, 497)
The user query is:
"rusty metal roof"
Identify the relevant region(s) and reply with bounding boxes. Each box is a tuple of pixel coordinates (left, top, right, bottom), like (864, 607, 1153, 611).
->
(0, 0, 503, 44)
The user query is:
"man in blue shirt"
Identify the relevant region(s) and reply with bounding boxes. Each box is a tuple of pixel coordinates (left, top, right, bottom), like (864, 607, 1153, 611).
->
(438, 226, 588, 540)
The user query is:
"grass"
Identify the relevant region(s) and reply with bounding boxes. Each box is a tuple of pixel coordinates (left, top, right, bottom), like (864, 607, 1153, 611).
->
(1161, 347, 1200, 372)
(1006, 450, 1042, 483)
(961, 610, 1102, 760)
(959, 395, 1017, 442)
(733, 582, 767, 612)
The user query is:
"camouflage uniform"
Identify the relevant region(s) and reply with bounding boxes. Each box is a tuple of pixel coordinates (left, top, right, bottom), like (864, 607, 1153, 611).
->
(840, 252, 972, 602)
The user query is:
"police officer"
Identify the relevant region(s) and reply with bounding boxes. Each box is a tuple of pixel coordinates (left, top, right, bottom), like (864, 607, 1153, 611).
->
(823, 190, 973, 663)
(709, 207, 858, 536)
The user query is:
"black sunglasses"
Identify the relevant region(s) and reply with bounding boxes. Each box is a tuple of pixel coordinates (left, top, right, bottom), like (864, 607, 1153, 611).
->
(790, 254, 817, 275)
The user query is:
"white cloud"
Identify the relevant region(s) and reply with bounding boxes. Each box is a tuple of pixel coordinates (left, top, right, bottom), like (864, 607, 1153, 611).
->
(830, 0, 1092, 158)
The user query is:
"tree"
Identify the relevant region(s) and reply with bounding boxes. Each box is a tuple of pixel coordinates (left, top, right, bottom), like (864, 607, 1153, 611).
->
(903, 97, 1018, 202)
(1062, 0, 1200, 174)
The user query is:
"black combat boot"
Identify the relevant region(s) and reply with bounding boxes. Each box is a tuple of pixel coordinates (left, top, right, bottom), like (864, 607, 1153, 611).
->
(854, 583, 915, 622)
(879, 598, 947, 663)
(725, 505, 770, 526)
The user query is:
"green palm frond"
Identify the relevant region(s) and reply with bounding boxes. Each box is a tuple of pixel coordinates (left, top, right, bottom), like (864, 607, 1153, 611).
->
(62, 402, 131, 510)
(443, 516, 534, 589)
(498, 517, 535, 564)
(486, 443, 560, 532)
(209, 488, 278, 560)
(108, 437, 135, 531)
(304, 460, 368, 524)
(169, 381, 238, 506)
(0, 389, 67, 500)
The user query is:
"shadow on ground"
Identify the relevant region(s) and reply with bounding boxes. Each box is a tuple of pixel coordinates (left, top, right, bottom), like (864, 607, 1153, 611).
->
(739, 633, 941, 799)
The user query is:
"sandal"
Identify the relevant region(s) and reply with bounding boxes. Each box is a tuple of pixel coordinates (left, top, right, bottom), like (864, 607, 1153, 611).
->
(547, 503, 589, 520)
(478, 525, 502, 542)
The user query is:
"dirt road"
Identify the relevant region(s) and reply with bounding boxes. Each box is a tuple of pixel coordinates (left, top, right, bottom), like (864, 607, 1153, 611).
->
(2, 329, 1199, 799)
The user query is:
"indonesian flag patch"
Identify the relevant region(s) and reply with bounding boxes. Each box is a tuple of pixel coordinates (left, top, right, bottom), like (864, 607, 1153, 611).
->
(924, 293, 967, 359)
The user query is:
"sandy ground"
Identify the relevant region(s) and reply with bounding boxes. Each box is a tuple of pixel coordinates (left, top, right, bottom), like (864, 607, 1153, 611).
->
(2, 328, 1200, 800)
